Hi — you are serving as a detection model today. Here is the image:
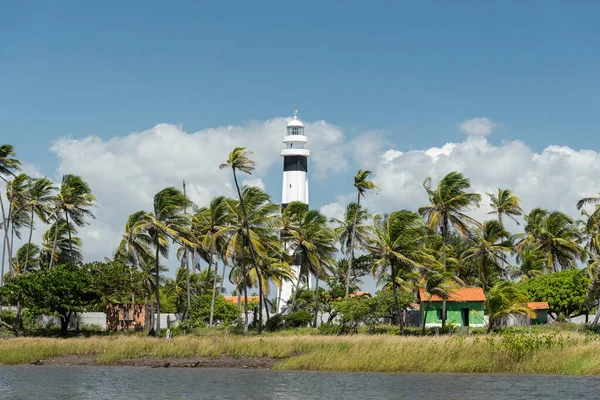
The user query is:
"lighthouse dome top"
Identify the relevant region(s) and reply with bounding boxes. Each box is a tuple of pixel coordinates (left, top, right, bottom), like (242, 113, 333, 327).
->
(286, 110, 305, 135)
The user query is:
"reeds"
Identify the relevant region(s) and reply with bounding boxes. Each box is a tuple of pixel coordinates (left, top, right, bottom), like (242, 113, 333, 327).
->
(1, 333, 600, 375)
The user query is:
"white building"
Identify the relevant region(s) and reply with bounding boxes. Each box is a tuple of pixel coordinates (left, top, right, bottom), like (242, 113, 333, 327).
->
(278, 111, 310, 313)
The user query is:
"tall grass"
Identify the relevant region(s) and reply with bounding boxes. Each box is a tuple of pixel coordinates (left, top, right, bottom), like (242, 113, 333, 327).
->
(1, 333, 600, 375)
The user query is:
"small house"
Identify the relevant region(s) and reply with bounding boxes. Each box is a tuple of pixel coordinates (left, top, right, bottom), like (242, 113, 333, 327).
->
(418, 288, 486, 328)
(527, 302, 549, 324)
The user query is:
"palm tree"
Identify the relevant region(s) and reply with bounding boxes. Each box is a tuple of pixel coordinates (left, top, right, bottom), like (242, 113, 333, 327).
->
(462, 220, 513, 292)
(369, 211, 432, 328)
(419, 171, 481, 327)
(518, 208, 585, 272)
(220, 147, 262, 334)
(192, 195, 230, 326)
(116, 210, 155, 303)
(0, 144, 22, 285)
(23, 177, 56, 271)
(345, 170, 378, 298)
(577, 193, 600, 229)
(143, 187, 193, 335)
(4, 174, 30, 277)
(487, 189, 524, 226)
(10, 243, 40, 274)
(418, 268, 461, 334)
(219, 187, 281, 333)
(485, 280, 534, 333)
(49, 175, 96, 267)
(40, 219, 83, 267)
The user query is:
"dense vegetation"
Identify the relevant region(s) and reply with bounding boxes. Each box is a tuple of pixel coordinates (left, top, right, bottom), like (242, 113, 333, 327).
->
(2, 142, 600, 337)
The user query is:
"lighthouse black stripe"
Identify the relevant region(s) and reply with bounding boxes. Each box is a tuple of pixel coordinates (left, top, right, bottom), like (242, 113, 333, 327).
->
(283, 156, 308, 172)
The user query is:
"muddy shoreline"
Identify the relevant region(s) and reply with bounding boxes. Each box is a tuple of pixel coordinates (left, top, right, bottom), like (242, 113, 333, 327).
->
(31, 354, 278, 369)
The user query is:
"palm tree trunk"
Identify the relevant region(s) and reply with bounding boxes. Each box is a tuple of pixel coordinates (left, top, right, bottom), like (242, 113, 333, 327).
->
(441, 217, 448, 329)
(65, 212, 73, 256)
(185, 247, 191, 319)
(422, 301, 431, 335)
(209, 260, 218, 326)
(257, 269, 263, 333)
(290, 266, 303, 311)
(391, 265, 402, 330)
(220, 263, 226, 294)
(204, 257, 213, 294)
(49, 215, 60, 268)
(313, 273, 320, 328)
(263, 293, 270, 322)
(232, 169, 250, 335)
(9, 225, 15, 276)
(590, 303, 600, 328)
(24, 207, 34, 272)
(1, 201, 10, 284)
(345, 194, 361, 299)
(154, 242, 161, 335)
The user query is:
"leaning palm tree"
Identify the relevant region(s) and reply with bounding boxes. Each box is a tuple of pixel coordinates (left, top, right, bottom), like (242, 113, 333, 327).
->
(418, 171, 481, 327)
(577, 193, 600, 229)
(220, 147, 262, 334)
(345, 170, 378, 298)
(462, 220, 513, 292)
(23, 177, 56, 270)
(49, 175, 96, 267)
(368, 210, 432, 328)
(10, 243, 40, 274)
(487, 189, 524, 226)
(142, 187, 193, 335)
(4, 174, 30, 278)
(485, 280, 534, 333)
(0, 144, 22, 284)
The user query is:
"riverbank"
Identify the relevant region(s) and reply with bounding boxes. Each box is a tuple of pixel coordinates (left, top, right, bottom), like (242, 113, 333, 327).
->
(1, 334, 600, 375)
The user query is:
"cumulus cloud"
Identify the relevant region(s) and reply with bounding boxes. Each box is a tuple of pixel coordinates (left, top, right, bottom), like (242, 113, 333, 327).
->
(459, 117, 496, 137)
(47, 118, 348, 263)
(322, 134, 600, 231)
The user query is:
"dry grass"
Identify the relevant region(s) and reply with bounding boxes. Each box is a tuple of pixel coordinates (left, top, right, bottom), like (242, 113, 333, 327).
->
(1, 334, 600, 375)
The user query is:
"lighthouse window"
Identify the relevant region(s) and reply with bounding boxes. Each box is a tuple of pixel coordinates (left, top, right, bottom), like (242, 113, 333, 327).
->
(284, 155, 308, 172)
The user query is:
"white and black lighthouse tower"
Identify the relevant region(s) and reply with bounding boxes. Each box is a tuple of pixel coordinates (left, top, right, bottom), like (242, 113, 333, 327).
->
(278, 110, 310, 312)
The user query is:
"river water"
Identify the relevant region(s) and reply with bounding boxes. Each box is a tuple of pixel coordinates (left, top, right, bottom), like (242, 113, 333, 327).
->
(0, 366, 598, 399)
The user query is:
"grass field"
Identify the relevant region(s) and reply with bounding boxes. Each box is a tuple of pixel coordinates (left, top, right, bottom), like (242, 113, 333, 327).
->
(1, 332, 600, 375)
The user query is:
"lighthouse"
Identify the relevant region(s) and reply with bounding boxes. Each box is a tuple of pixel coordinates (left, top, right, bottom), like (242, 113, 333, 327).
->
(278, 110, 310, 313)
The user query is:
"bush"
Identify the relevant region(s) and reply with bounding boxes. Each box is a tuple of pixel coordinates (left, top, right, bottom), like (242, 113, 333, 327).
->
(318, 322, 343, 335)
(189, 295, 240, 326)
(265, 314, 285, 332)
(285, 311, 313, 328)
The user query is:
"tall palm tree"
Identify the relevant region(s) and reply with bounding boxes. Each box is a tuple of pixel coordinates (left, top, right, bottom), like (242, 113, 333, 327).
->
(220, 147, 262, 334)
(219, 187, 281, 333)
(345, 170, 378, 298)
(40, 219, 82, 267)
(487, 189, 524, 226)
(23, 177, 56, 270)
(462, 220, 513, 292)
(4, 174, 30, 277)
(192, 195, 230, 326)
(577, 193, 600, 228)
(518, 208, 585, 272)
(419, 171, 481, 327)
(369, 211, 431, 328)
(0, 144, 22, 285)
(49, 175, 96, 267)
(142, 187, 193, 335)
(116, 210, 156, 303)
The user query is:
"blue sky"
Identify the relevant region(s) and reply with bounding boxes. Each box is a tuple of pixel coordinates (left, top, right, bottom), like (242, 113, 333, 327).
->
(2, 2, 600, 291)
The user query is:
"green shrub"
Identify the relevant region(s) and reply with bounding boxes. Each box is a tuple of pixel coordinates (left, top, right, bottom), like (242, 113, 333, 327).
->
(265, 314, 285, 332)
(318, 322, 343, 335)
(189, 295, 240, 326)
(285, 311, 313, 328)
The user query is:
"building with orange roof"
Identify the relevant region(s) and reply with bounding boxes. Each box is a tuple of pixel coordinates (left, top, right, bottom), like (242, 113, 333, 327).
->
(418, 287, 486, 328)
(527, 302, 549, 324)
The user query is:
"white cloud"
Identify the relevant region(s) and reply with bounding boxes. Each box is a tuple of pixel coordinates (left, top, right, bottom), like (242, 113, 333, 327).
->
(459, 117, 496, 137)
(47, 118, 348, 263)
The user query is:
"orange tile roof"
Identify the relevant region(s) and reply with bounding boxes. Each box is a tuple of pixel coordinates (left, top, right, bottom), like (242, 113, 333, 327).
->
(349, 291, 371, 298)
(409, 302, 420, 311)
(527, 302, 549, 310)
(222, 296, 260, 305)
(419, 287, 486, 302)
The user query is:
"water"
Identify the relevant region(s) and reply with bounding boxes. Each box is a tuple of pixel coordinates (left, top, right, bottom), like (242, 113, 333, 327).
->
(0, 366, 599, 399)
